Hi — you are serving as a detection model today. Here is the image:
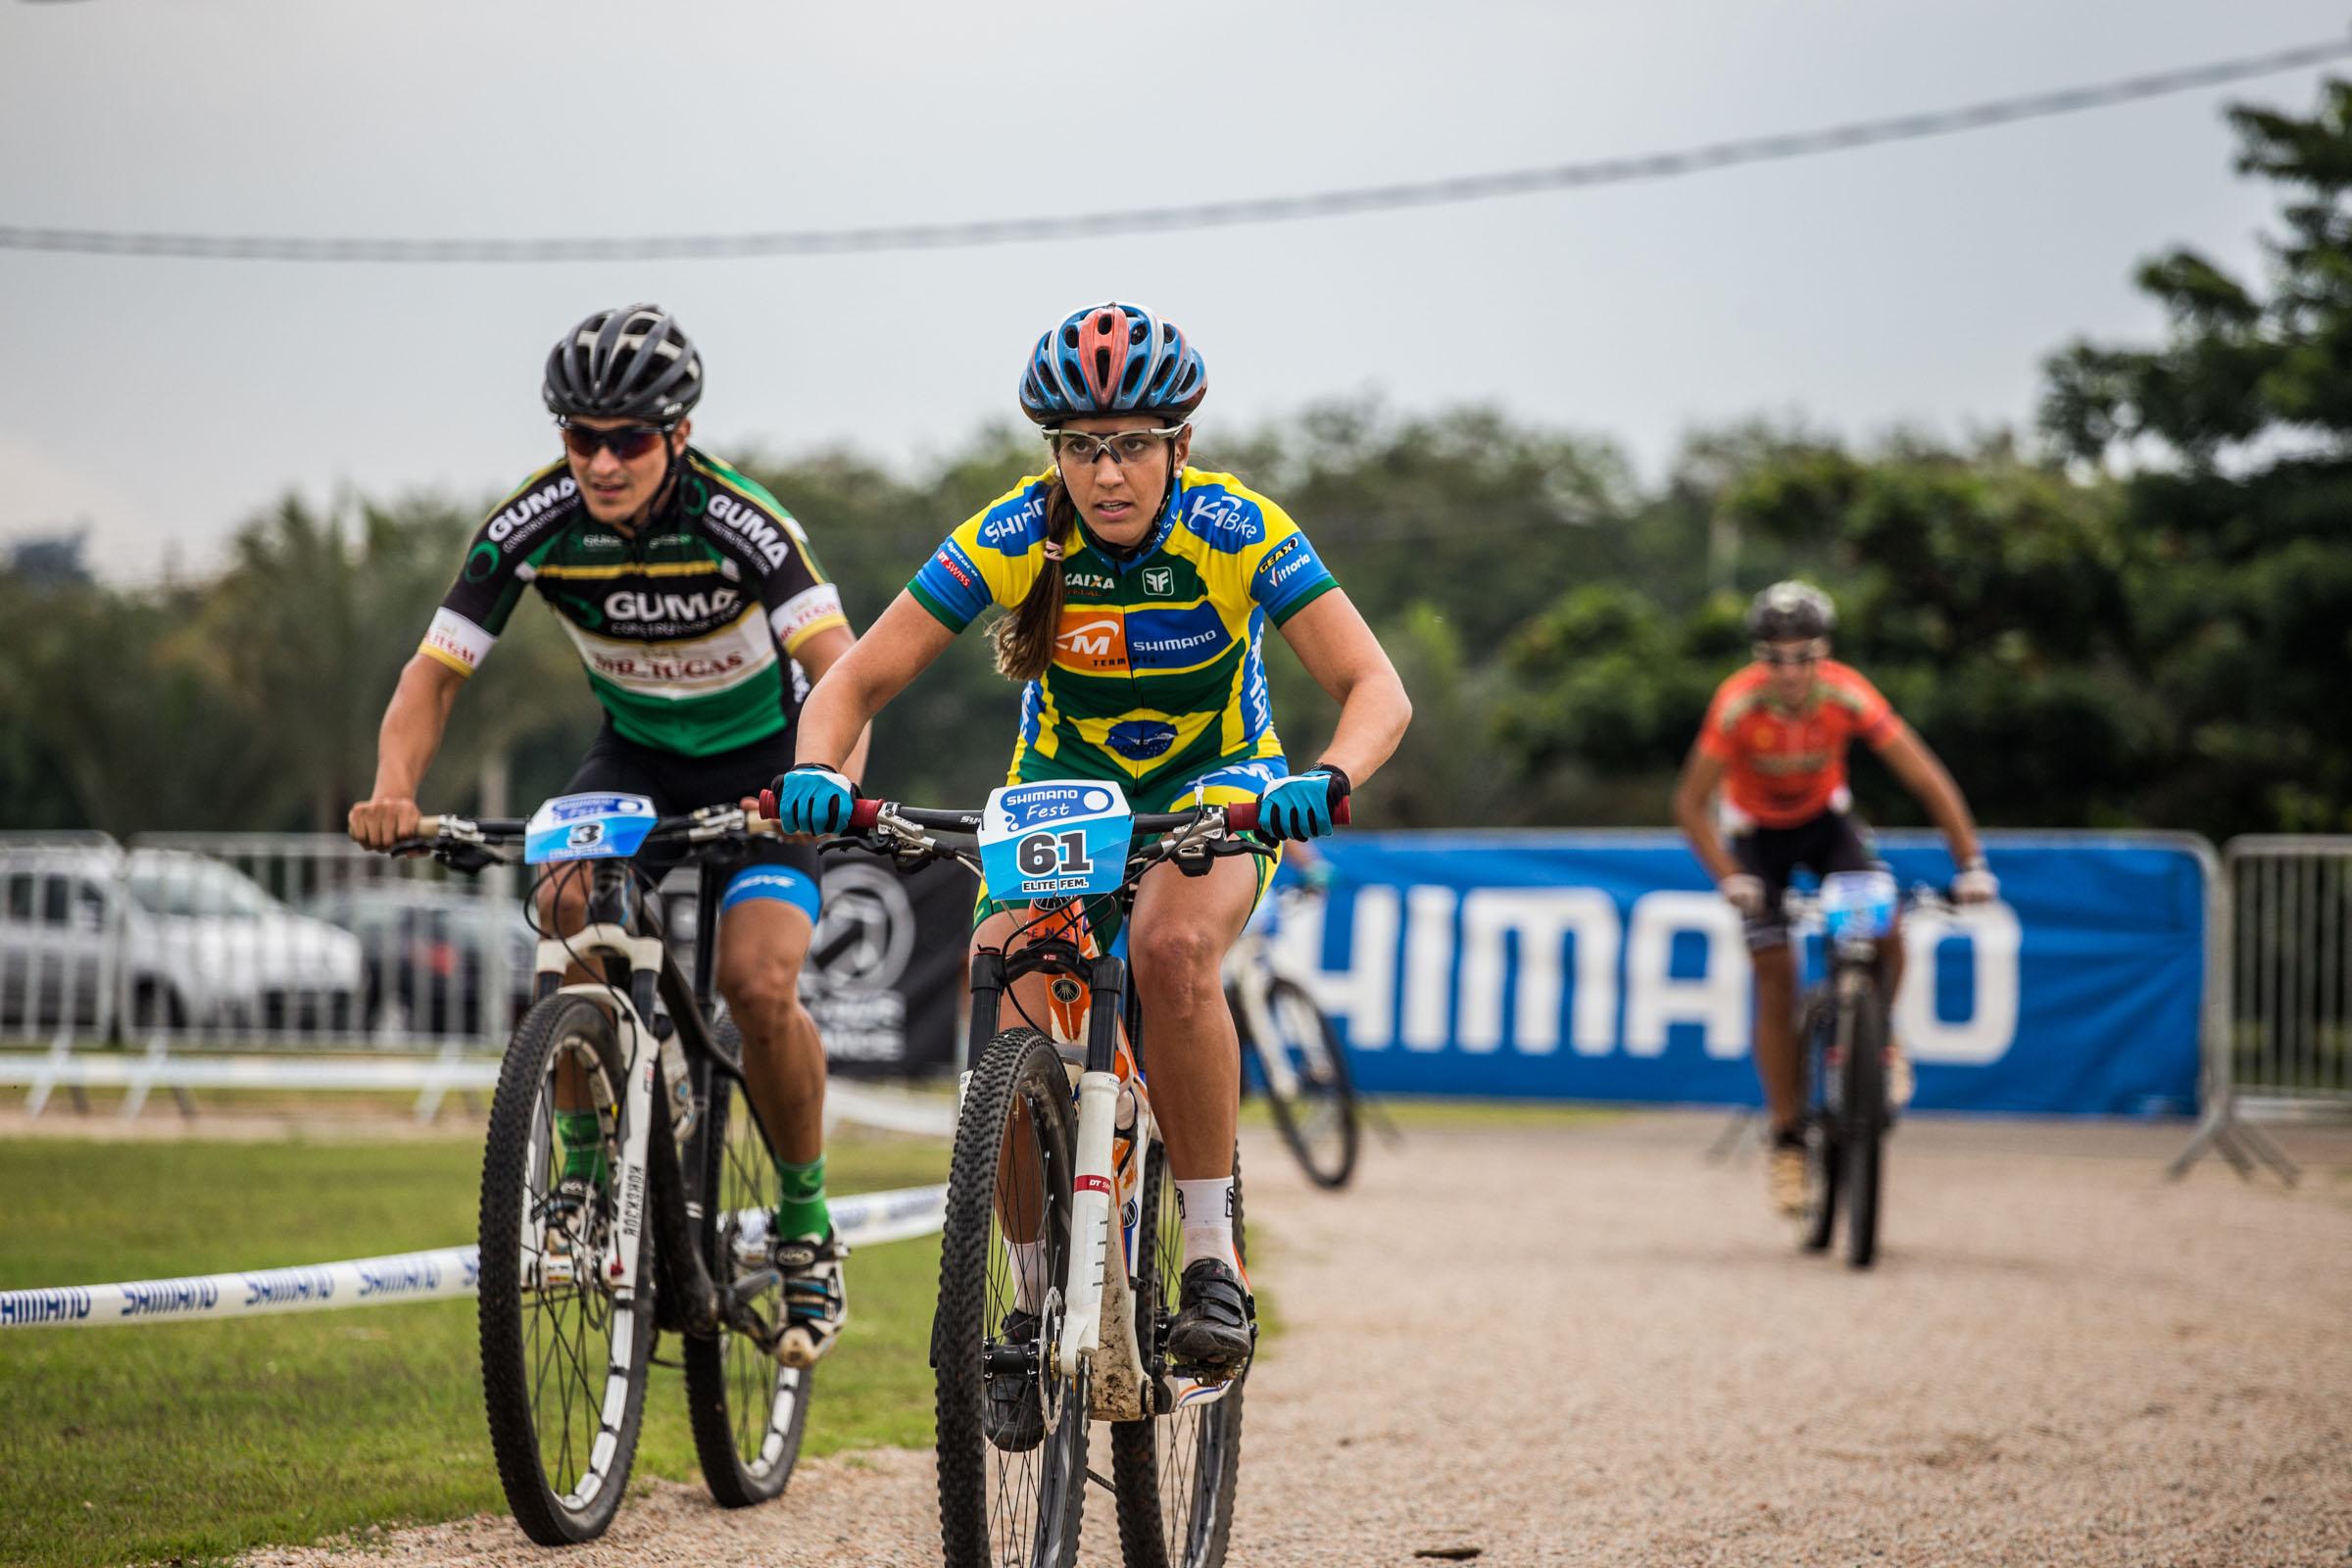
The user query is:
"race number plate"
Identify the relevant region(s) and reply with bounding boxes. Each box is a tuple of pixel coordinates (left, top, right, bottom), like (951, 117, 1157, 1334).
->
(977, 781, 1133, 901)
(523, 793, 659, 865)
(1820, 869, 1899, 942)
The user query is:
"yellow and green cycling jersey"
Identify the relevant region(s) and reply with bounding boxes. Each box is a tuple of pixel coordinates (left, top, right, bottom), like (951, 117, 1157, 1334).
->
(907, 466, 1339, 812)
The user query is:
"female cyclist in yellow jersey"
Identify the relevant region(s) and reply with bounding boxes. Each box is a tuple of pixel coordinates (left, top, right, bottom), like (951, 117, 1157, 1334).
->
(776, 302, 1409, 1368)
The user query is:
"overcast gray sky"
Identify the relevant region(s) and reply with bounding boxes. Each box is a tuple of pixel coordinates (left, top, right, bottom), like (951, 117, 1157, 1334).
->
(2, 0, 2341, 581)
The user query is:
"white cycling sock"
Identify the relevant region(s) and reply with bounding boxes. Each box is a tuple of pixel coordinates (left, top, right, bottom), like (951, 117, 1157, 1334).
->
(1174, 1177, 1239, 1272)
(1005, 1239, 1050, 1313)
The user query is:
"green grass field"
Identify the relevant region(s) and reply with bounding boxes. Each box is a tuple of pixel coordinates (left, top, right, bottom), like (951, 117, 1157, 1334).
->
(0, 1128, 951, 1568)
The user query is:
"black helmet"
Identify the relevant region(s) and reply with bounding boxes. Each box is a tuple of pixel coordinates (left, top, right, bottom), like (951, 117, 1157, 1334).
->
(1745, 580, 1837, 641)
(543, 304, 702, 423)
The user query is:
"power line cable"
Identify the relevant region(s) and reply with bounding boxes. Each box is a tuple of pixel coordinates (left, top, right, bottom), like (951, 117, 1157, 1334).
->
(4, 36, 2345, 264)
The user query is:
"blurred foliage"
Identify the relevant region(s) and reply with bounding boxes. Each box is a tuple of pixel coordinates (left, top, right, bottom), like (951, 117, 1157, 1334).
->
(9, 83, 2349, 840)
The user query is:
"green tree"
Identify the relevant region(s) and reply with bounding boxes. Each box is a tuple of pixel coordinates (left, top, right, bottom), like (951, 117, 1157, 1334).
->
(2041, 79, 2352, 832)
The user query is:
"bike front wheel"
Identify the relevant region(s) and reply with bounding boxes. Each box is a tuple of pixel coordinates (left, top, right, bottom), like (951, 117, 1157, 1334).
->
(683, 1021, 812, 1508)
(1111, 1141, 1246, 1568)
(934, 1028, 1088, 1568)
(1839, 973, 1888, 1269)
(1252, 977, 1359, 1190)
(476, 993, 653, 1545)
(1798, 994, 1838, 1254)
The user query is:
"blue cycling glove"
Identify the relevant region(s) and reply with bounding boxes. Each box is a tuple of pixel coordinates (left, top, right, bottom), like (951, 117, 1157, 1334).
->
(1254, 765, 1349, 842)
(768, 764, 857, 836)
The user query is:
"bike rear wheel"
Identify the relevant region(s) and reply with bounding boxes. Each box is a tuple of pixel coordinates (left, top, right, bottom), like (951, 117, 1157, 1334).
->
(1840, 973, 1888, 1269)
(1111, 1141, 1247, 1568)
(477, 993, 653, 1545)
(1253, 977, 1359, 1190)
(683, 1021, 812, 1508)
(935, 1027, 1088, 1568)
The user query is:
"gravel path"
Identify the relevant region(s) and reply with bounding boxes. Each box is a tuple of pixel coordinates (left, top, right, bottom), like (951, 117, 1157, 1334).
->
(250, 1113, 2352, 1568)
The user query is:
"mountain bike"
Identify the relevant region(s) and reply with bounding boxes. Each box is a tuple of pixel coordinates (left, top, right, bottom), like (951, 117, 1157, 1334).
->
(1786, 872, 1948, 1270)
(1223, 879, 1358, 1189)
(808, 780, 1341, 1568)
(391, 794, 816, 1544)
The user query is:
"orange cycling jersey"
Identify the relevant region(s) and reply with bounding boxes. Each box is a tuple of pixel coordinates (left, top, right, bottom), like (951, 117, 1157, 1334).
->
(1696, 660, 1899, 829)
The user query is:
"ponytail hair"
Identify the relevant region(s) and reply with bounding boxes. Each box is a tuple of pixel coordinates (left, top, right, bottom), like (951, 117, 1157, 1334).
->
(988, 479, 1080, 683)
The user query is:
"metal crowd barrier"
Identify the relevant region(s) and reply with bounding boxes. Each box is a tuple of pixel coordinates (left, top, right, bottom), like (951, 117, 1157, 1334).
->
(0, 830, 963, 1131)
(2169, 835, 2352, 1183)
(0, 828, 521, 1056)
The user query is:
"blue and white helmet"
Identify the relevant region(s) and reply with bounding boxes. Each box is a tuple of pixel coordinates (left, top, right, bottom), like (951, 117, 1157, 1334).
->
(1018, 301, 1207, 426)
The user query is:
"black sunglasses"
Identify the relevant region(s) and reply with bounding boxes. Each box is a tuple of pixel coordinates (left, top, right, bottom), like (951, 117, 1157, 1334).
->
(556, 417, 674, 462)
(1754, 641, 1826, 667)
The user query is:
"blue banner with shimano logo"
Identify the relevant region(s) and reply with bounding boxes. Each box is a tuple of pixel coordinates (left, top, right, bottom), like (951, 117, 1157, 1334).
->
(1277, 832, 2207, 1116)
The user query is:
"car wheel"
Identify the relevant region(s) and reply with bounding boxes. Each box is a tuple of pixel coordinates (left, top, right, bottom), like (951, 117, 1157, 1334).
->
(128, 979, 187, 1035)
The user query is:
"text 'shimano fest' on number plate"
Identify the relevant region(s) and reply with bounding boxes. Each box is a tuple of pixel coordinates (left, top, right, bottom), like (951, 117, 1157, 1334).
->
(1821, 868, 1899, 942)
(523, 793, 659, 865)
(977, 781, 1134, 901)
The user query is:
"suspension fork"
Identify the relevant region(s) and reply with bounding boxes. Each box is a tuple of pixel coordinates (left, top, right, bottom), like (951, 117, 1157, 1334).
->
(1058, 954, 1130, 1378)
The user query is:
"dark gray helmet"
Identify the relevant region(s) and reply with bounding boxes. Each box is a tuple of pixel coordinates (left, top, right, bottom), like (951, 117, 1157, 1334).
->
(543, 304, 702, 423)
(1745, 580, 1837, 641)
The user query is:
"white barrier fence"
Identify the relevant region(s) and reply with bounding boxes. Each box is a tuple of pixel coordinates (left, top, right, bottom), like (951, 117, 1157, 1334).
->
(0, 1042, 956, 1142)
(0, 1183, 949, 1331)
(2171, 834, 2352, 1182)
(1, 829, 525, 1052)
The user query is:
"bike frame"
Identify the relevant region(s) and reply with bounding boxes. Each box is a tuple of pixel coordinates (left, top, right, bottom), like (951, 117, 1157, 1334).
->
(964, 934, 1195, 1422)
(848, 797, 1272, 1427)
(1223, 890, 1319, 1102)
(514, 848, 763, 1342)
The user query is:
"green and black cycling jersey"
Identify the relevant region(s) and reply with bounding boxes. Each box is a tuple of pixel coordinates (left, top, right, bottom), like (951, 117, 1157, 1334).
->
(420, 447, 849, 757)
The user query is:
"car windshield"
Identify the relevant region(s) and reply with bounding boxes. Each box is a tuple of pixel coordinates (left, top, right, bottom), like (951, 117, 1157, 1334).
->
(127, 858, 283, 918)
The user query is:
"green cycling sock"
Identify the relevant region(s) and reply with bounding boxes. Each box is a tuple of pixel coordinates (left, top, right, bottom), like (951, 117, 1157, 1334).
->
(773, 1155, 831, 1241)
(556, 1109, 609, 1185)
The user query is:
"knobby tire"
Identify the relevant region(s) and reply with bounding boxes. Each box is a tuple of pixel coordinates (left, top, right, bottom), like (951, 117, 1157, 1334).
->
(477, 993, 653, 1545)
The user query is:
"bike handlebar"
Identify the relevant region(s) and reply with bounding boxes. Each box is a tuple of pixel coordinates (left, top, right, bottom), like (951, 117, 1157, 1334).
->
(394, 803, 785, 860)
(400, 785, 1355, 861)
(823, 792, 1348, 839)
(1780, 882, 1961, 920)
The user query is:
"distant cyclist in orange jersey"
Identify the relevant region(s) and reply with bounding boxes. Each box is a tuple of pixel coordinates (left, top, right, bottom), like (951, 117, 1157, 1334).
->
(1673, 582, 1997, 1216)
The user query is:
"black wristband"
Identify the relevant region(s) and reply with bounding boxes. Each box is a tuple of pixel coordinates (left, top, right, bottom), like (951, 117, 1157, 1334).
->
(1311, 762, 1353, 800)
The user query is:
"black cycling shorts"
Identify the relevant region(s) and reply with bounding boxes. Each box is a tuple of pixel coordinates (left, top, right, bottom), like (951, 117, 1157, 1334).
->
(1731, 809, 1882, 952)
(559, 722, 821, 922)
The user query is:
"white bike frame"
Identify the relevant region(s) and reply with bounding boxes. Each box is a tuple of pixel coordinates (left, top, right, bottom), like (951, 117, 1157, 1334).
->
(524, 924, 663, 1306)
(1053, 1051, 1236, 1421)
(904, 798, 1249, 1425)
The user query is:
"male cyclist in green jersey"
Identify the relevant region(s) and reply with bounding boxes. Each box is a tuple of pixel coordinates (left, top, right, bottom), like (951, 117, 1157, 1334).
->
(349, 305, 862, 1366)
(771, 301, 1411, 1431)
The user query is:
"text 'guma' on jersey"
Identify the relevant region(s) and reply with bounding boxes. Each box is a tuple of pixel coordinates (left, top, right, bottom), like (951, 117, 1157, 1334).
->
(418, 449, 850, 758)
(906, 466, 1338, 806)
(1697, 659, 1900, 831)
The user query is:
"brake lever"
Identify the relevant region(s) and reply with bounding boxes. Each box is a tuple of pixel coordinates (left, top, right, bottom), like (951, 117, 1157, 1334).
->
(439, 842, 506, 874)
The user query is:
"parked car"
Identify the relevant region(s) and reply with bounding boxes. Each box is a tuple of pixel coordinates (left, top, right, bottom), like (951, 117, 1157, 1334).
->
(0, 843, 365, 1037)
(301, 882, 535, 1039)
